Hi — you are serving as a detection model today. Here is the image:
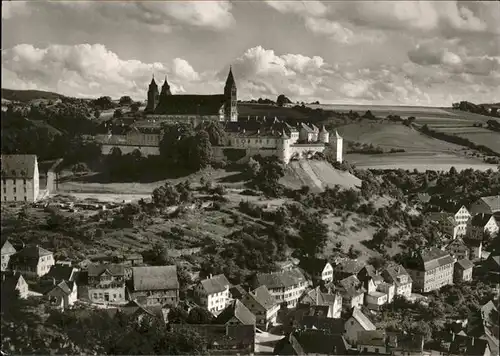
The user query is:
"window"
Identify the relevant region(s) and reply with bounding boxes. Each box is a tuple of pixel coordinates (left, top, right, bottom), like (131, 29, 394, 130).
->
(14, 196, 16, 201)
(375, 348, 379, 354)
(13, 188, 16, 193)
(24, 197, 27, 202)
(23, 179, 26, 185)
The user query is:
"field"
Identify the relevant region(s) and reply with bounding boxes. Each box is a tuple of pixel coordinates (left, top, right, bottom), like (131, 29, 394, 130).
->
(424, 126, 500, 154)
(238, 103, 309, 120)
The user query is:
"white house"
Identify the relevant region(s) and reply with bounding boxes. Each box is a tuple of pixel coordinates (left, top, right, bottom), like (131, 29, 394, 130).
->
(299, 286, 343, 319)
(194, 274, 231, 315)
(1, 240, 16, 271)
(45, 280, 78, 310)
(381, 264, 412, 299)
(454, 205, 472, 236)
(344, 307, 377, 345)
(299, 258, 334, 284)
(468, 214, 499, 238)
(1, 271, 29, 299)
(254, 269, 308, 308)
(1, 154, 40, 203)
(241, 285, 280, 329)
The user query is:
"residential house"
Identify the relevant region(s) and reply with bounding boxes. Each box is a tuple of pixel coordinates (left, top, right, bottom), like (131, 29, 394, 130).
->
(381, 264, 413, 299)
(455, 205, 472, 236)
(299, 315, 345, 335)
(241, 285, 280, 329)
(332, 259, 365, 281)
(445, 238, 471, 261)
(454, 259, 474, 283)
(194, 274, 231, 315)
(273, 330, 350, 355)
(357, 330, 389, 354)
(1, 154, 40, 202)
(358, 266, 394, 308)
(468, 214, 499, 238)
(279, 304, 332, 331)
(214, 299, 256, 326)
(44, 279, 78, 310)
(1, 240, 16, 271)
(87, 264, 126, 304)
(448, 335, 491, 356)
(299, 258, 334, 284)
(464, 237, 483, 261)
(9, 245, 55, 278)
(333, 275, 365, 309)
(254, 269, 308, 308)
(298, 286, 342, 318)
(470, 196, 500, 216)
(276, 257, 300, 272)
(427, 212, 460, 239)
(107, 299, 166, 325)
(171, 324, 256, 355)
(229, 285, 246, 300)
(404, 247, 455, 293)
(344, 307, 377, 345)
(128, 266, 179, 306)
(480, 301, 498, 325)
(386, 332, 425, 356)
(1, 271, 29, 299)
(365, 288, 389, 311)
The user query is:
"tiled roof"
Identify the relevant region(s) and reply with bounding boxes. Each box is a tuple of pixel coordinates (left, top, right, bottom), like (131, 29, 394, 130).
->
(299, 287, 339, 306)
(417, 193, 431, 203)
(350, 307, 376, 331)
(455, 259, 474, 270)
(386, 332, 424, 353)
(215, 300, 256, 325)
(250, 285, 276, 310)
(299, 316, 344, 334)
(333, 259, 365, 275)
(170, 324, 255, 347)
(230, 285, 246, 299)
(132, 266, 179, 291)
(48, 280, 72, 296)
(470, 213, 495, 227)
(154, 94, 225, 115)
(87, 263, 124, 277)
(1, 240, 17, 255)
(449, 335, 490, 355)
(299, 258, 329, 276)
(338, 275, 365, 297)
(119, 300, 164, 320)
(46, 265, 76, 282)
(255, 269, 306, 289)
(382, 264, 412, 287)
(1, 154, 37, 179)
(417, 247, 455, 271)
(15, 245, 52, 258)
(275, 330, 349, 355)
(476, 196, 500, 213)
(199, 274, 230, 295)
(357, 330, 386, 346)
(427, 212, 455, 223)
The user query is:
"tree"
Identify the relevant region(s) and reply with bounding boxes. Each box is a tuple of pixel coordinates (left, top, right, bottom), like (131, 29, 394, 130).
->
(94, 96, 114, 110)
(130, 102, 140, 113)
(94, 110, 101, 119)
(246, 157, 261, 179)
(188, 130, 213, 170)
(276, 94, 292, 107)
(187, 307, 213, 324)
(113, 109, 123, 118)
(119, 96, 132, 106)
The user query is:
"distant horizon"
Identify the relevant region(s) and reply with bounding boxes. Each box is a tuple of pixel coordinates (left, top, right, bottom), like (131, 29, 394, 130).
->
(2, 1, 499, 107)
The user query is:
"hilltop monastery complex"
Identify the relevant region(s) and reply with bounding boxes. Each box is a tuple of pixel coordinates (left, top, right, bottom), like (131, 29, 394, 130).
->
(96, 68, 343, 164)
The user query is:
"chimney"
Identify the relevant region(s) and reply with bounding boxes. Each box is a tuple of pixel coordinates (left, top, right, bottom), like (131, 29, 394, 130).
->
(52, 277, 56, 286)
(316, 290, 319, 305)
(209, 273, 213, 279)
(471, 337, 474, 346)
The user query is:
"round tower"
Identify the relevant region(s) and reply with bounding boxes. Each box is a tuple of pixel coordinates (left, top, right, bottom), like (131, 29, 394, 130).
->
(277, 130, 291, 163)
(319, 125, 330, 144)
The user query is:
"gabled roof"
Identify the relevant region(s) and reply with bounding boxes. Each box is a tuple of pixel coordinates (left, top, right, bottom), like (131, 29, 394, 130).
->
(427, 212, 455, 223)
(199, 274, 230, 295)
(357, 330, 386, 346)
(337, 275, 365, 297)
(447, 238, 469, 251)
(255, 269, 306, 290)
(47, 280, 72, 296)
(274, 330, 349, 355)
(299, 316, 344, 334)
(249, 285, 276, 310)
(15, 245, 52, 258)
(449, 335, 490, 356)
(474, 196, 500, 213)
(215, 300, 256, 325)
(470, 214, 495, 227)
(46, 265, 76, 282)
(1, 154, 37, 179)
(333, 259, 365, 275)
(87, 263, 124, 277)
(386, 332, 425, 353)
(230, 285, 246, 300)
(417, 193, 431, 203)
(299, 258, 330, 276)
(349, 307, 376, 331)
(132, 266, 179, 291)
(118, 299, 164, 320)
(410, 247, 455, 271)
(1, 271, 25, 292)
(455, 259, 474, 270)
(1, 240, 16, 255)
(154, 94, 225, 115)
(299, 286, 339, 306)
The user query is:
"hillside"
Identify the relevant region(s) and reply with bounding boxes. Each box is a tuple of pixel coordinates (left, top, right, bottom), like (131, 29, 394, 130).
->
(1, 88, 66, 103)
(280, 160, 361, 192)
(238, 103, 310, 120)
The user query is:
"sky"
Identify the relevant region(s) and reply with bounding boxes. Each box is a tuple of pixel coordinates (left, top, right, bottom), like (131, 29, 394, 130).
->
(2, 0, 500, 106)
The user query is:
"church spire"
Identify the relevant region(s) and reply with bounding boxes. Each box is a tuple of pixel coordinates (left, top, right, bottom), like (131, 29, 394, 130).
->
(225, 66, 235, 88)
(161, 74, 172, 96)
(150, 73, 157, 87)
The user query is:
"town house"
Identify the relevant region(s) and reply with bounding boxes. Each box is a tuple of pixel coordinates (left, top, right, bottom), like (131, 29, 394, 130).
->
(45, 263, 79, 283)
(1, 154, 40, 203)
(194, 274, 231, 315)
(454, 259, 474, 283)
(1, 271, 29, 299)
(363, 277, 395, 310)
(331, 259, 365, 281)
(241, 285, 280, 330)
(44, 279, 78, 311)
(273, 330, 349, 355)
(332, 275, 365, 309)
(427, 212, 460, 239)
(128, 266, 179, 306)
(299, 258, 334, 284)
(254, 269, 308, 308)
(404, 247, 455, 293)
(1, 240, 16, 271)
(467, 214, 499, 238)
(445, 238, 471, 261)
(344, 307, 377, 345)
(87, 264, 126, 304)
(298, 286, 342, 318)
(214, 299, 256, 326)
(9, 245, 55, 278)
(455, 205, 472, 236)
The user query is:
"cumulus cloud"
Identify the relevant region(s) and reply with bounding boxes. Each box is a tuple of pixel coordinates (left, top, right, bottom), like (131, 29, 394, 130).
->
(1, 44, 203, 99)
(3, 1, 235, 31)
(264, 0, 328, 17)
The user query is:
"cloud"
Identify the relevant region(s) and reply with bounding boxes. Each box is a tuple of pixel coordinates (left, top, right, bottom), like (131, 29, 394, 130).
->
(3, 1, 235, 31)
(1, 44, 202, 99)
(3, 43, 499, 106)
(264, 0, 328, 17)
(2, 1, 31, 19)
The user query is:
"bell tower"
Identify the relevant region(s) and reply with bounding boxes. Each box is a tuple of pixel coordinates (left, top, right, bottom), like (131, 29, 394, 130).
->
(145, 75, 159, 113)
(224, 66, 238, 122)
(160, 75, 172, 97)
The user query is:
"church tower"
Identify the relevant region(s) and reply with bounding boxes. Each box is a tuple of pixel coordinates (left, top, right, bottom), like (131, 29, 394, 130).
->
(224, 66, 238, 122)
(160, 75, 172, 98)
(145, 75, 159, 113)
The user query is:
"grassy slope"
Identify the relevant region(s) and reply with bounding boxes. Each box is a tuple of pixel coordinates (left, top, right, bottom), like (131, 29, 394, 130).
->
(238, 103, 309, 120)
(1, 88, 66, 103)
